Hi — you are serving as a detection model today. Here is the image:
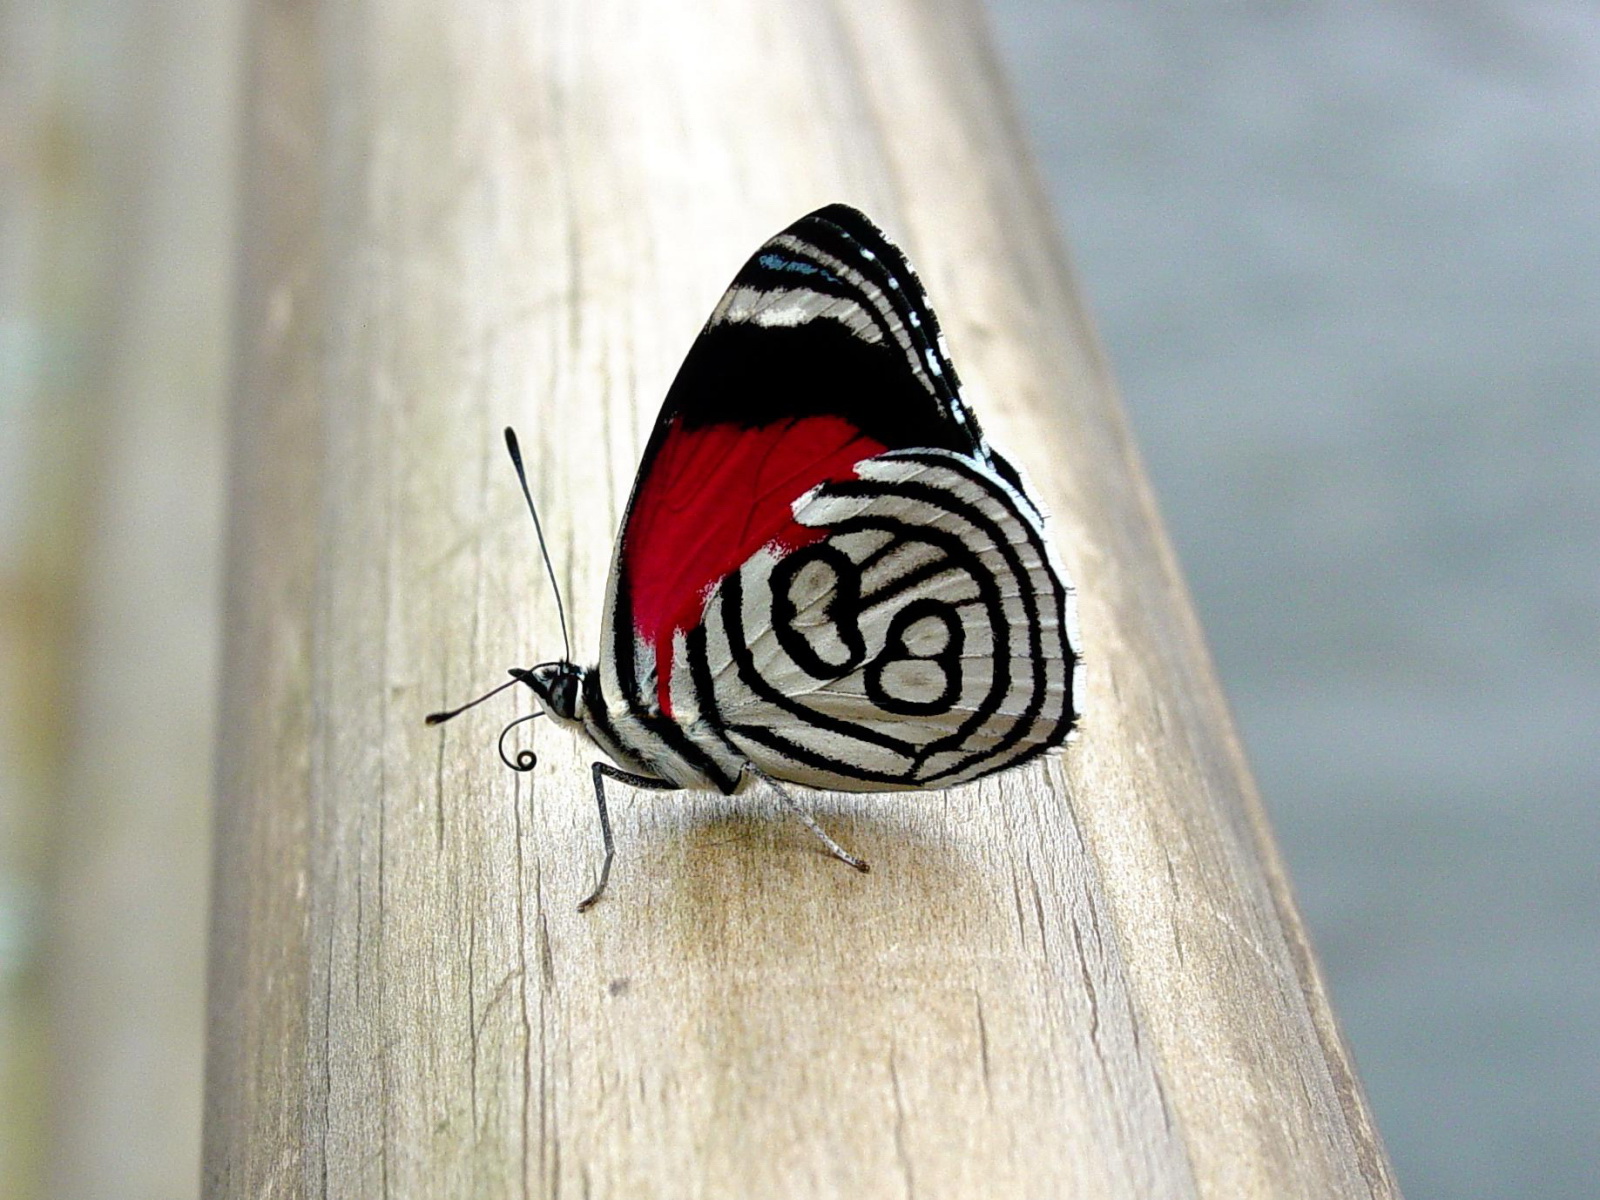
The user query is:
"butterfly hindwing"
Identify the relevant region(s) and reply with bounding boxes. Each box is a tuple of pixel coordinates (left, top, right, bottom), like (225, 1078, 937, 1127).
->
(677, 450, 1077, 790)
(598, 205, 1078, 792)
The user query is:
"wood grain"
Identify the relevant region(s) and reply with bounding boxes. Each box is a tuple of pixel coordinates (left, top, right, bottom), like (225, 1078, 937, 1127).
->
(204, 1, 1400, 1196)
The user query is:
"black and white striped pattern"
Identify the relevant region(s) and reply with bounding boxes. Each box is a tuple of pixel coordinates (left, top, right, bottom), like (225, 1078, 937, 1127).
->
(667, 206, 1023, 478)
(707, 226, 972, 430)
(663, 450, 1079, 791)
(579, 205, 1081, 796)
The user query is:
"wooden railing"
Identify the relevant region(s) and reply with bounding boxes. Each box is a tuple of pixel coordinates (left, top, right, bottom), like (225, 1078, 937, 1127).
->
(204, 1, 1399, 1195)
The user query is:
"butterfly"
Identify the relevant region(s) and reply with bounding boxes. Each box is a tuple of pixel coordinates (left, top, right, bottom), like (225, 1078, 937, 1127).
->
(428, 204, 1081, 910)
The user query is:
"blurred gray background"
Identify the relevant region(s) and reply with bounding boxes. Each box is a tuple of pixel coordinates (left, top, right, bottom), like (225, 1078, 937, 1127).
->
(2, 2, 1594, 1198)
(987, 3, 1599, 1198)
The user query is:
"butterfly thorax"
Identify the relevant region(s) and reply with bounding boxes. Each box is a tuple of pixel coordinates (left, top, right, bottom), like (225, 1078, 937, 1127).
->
(520, 659, 687, 786)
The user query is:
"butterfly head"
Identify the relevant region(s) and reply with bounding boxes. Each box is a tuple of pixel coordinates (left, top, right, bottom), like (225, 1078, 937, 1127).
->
(514, 660, 588, 726)
(425, 659, 590, 774)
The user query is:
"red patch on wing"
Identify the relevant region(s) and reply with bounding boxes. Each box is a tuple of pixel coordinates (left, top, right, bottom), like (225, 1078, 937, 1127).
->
(623, 415, 886, 716)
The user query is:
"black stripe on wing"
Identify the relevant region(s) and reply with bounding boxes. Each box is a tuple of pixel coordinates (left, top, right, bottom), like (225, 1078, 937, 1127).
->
(659, 205, 991, 457)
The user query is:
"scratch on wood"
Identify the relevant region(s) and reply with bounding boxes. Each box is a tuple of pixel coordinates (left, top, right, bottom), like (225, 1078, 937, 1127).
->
(434, 718, 447, 853)
(377, 667, 392, 1200)
(468, 908, 479, 1122)
(1078, 878, 1106, 953)
(538, 907, 556, 993)
(887, 1046, 916, 1200)
(513, 779, 533, 1200)
(1026, 856, 1050, 964)
(1206, 901, 1278, 972)
(1070, 916, 1101, 1053)
(1163, 846, 1185, 965)
(534, 860, 554, 1197)
(972, 988, 993, 1102)
(1152, 1067, 1176, 1136)
(548, 1077, 561, 1200)
(321, 860, 336, 1200)
(1008, 872, 1028, 946)
(354, 812, 365, 1009)
(477, 966, 525, 1038)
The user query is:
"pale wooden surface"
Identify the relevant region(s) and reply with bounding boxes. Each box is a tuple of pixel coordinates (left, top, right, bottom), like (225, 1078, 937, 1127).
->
(205, 0, 1400, 1196)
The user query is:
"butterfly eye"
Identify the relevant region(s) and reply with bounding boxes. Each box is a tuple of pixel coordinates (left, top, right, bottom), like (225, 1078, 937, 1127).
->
(549, 673, 578, 720)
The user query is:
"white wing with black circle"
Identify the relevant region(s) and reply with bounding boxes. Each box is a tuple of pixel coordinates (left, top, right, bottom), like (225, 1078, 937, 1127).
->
(670, 449, 1080, 792)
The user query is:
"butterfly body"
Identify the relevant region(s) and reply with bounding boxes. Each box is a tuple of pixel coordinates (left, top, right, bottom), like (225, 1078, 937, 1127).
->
(438, 204, 1080, 908)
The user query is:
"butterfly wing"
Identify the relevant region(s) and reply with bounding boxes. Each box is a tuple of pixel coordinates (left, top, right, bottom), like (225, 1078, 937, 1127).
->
(683, 449, 1079, 790)
(597, 205, 1078, 793)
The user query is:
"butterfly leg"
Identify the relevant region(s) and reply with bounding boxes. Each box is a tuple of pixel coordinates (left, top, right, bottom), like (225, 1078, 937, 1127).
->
(579, 762, 678, 912)
(746, 765, 871, 875)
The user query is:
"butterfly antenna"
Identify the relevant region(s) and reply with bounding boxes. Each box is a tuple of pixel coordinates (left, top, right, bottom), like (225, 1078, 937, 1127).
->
(425, 675, 523, 725)
(503, 427, 572, 662)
